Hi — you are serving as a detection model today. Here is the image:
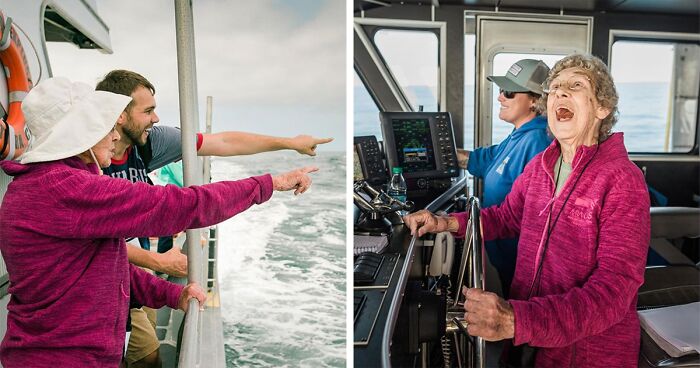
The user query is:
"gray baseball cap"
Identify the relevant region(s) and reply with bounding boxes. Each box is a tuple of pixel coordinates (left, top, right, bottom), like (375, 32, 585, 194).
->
(487, 59, 550, 95)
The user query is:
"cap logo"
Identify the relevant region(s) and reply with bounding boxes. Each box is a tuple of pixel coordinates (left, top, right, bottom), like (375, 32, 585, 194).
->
(508, 63, 522, 77)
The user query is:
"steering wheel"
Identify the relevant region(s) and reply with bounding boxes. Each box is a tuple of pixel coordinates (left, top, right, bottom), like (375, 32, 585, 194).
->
(446, 196, 486, 368)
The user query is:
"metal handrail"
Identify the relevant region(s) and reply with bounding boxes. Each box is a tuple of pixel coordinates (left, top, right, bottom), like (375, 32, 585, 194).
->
(379, 179, 472, 368)
(173, 0, 203, 281)
(380, 234, 418, 367)
(467, 196, 486, 368)
(446, 196, 486, 368)
(173, 0, 205, 366)
(178, 298, 201, 366)
(453, 197, 485, 306)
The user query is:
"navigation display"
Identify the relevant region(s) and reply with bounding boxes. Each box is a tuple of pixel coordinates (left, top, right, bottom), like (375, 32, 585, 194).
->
(391, 119, 436, 173)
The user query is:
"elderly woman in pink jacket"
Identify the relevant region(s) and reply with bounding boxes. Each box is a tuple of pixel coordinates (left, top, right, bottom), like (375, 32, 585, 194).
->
(0, 77, 316, 367)
(405, 54, 650, 367)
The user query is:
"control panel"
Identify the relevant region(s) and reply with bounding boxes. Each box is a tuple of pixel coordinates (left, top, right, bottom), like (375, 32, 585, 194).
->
(354, 135, 388, 186)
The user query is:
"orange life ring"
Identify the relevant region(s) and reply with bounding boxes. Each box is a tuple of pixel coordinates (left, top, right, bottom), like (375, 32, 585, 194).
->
(0, 11, 32, 161)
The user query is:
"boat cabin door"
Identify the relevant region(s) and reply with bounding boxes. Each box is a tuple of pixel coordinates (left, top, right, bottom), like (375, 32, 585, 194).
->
(470, 12, 592, 195)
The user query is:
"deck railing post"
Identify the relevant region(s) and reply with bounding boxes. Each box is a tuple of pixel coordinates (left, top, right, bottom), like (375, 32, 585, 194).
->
(174, 0, 203, 366)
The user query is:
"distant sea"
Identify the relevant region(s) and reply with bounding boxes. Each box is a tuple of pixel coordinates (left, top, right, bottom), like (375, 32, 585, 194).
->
(355, 82, 671, 153)
(211, 151, 346, 368)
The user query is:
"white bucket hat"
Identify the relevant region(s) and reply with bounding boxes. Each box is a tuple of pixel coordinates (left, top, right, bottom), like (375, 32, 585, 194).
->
(19, 77, 132, 164)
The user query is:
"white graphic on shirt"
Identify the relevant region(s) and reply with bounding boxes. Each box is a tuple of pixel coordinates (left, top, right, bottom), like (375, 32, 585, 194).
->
(110, 168, 148, 183)
(128, 167, 148, 182)
(496, 156, 510, 175)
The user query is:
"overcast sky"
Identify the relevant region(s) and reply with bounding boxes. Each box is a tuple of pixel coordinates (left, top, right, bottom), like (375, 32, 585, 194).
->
(47, 0, 345, 151)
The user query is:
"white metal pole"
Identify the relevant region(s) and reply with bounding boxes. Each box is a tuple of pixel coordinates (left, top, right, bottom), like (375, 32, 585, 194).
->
(174, 0, 202, 366)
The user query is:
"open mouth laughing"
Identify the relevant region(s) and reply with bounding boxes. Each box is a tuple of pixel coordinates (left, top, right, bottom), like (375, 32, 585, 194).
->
(555, 105, 574, 121)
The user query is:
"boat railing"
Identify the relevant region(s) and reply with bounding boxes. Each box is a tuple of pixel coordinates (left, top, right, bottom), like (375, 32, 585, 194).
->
(173, 1, 225, 365)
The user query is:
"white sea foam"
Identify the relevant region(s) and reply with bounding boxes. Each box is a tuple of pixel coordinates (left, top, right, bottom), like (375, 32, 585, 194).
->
(211, 152, 345, 368)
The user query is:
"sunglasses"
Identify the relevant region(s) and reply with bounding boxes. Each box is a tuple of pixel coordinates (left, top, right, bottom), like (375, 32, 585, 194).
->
(499, 89, 519, 99)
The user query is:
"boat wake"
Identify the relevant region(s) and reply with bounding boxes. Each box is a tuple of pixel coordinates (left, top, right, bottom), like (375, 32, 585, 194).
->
(212, 152, 346, 367)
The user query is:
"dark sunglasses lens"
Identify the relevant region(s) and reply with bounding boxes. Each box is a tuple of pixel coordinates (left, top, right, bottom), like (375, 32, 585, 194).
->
(500, 90, 516, 99)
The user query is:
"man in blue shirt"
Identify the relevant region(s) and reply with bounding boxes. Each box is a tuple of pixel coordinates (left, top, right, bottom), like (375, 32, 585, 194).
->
(457, 59, 551, 297)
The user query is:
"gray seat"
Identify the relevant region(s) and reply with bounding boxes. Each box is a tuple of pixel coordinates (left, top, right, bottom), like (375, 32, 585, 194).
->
(638, 207, 700, 368)
(649, 207, 700, 240)
(647, 207, 699, 267)
(638, 265, 699, 308)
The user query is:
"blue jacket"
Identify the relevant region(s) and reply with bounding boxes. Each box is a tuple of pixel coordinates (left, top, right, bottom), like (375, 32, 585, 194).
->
(468, 115, 551, 207)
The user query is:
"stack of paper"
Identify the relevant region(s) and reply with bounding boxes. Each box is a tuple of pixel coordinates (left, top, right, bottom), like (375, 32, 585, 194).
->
(638, 302, 700, 357)
(353, 234, 388, 256)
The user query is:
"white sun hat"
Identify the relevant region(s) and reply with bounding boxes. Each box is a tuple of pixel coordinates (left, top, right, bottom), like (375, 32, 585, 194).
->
(19, 77, 131, 164)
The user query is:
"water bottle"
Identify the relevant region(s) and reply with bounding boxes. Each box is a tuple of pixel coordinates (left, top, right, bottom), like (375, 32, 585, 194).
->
(387, 167, 408, 215)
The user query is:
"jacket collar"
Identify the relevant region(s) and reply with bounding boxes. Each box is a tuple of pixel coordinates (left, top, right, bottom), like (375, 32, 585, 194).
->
(540, 132, 628, 179)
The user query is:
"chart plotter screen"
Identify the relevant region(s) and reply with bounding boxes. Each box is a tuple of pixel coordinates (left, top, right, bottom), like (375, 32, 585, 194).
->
(391, 119, 436, 173)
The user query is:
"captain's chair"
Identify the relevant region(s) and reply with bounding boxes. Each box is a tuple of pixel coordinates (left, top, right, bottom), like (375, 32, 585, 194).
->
(639, 207, 700, 308)
(638, 207, 700, 368)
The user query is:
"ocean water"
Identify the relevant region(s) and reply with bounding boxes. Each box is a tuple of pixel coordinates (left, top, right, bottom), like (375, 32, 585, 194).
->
(355, 82, 673, 153)
(210, 151, 346, 368)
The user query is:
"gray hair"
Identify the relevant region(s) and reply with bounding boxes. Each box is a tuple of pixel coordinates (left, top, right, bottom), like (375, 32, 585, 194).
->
(538, 54, 619, 141)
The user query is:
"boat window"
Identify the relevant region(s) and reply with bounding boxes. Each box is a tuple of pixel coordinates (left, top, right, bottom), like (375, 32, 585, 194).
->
(464, 34, 476, 150)
(374, 29, 439, 112)
(610, 41, 699, 153)
(354, 71, 382, 139)
(490, 53, 563, 144)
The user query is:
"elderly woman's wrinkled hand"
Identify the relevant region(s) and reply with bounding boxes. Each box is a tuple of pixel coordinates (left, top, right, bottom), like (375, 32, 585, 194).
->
(178, 283, 207, 312)
(403, 210, 457, 237)
(462, 287, 515, 341)
(272, 166, 319, 195)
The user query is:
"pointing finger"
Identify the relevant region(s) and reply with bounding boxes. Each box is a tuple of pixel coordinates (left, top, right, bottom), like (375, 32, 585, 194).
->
(315, 137, 334, 144)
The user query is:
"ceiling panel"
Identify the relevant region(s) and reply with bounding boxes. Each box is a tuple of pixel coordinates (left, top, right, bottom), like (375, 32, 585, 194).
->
(354, 0, 699, 16)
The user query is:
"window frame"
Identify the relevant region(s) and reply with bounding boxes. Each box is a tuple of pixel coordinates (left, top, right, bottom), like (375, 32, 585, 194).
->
(608, 29, 700, 158)
(372, 27, 440, 113)
(353, 68, 383, 138)
(354, 17, 447, 112)
(469, 11, 592, 149)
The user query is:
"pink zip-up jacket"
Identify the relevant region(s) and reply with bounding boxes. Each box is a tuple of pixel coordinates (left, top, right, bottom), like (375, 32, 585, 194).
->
(453, 133, 650, 367)
(0, 157, 272, 367)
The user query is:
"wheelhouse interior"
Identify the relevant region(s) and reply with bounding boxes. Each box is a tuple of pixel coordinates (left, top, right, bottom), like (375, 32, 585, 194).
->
(353, 1, 699, 367)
